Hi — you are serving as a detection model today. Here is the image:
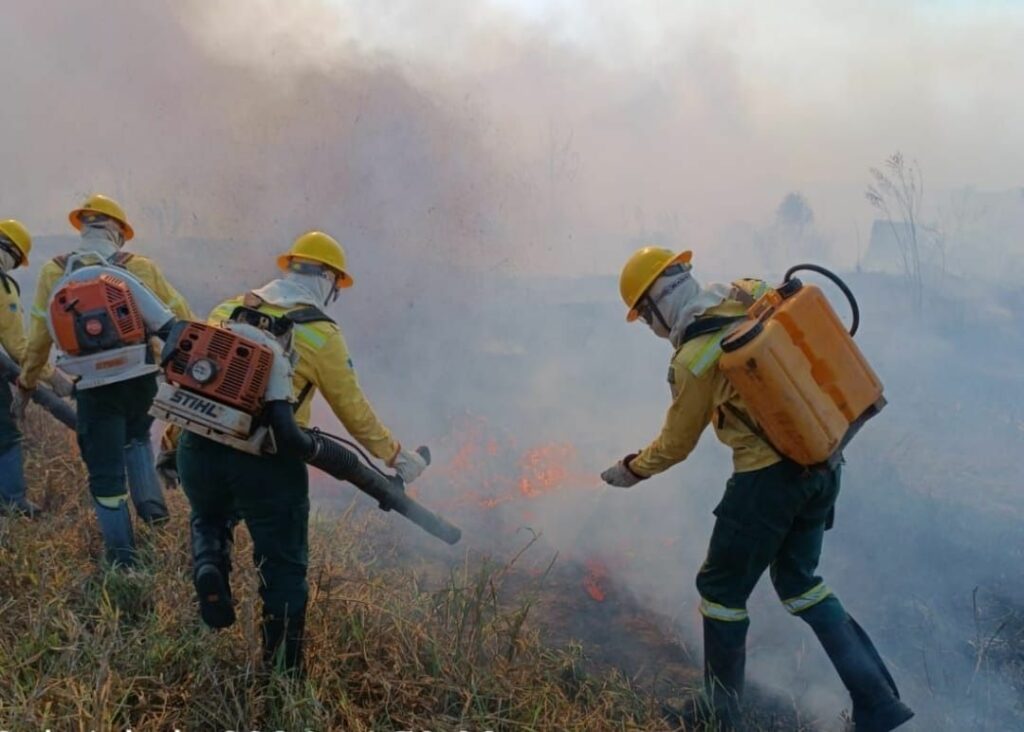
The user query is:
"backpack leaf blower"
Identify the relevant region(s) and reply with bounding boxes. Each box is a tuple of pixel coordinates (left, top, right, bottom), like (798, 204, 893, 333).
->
(150, 314, 461, 546)
(47, 253, 176, 390)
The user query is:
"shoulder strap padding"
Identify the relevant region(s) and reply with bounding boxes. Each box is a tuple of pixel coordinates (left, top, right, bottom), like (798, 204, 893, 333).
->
(286, 306, 335, 325)
(681, 315, 747, 345)
(52, 251, 133, 272)
(0, 272, 18, 297)
(111, 251, 134, 267)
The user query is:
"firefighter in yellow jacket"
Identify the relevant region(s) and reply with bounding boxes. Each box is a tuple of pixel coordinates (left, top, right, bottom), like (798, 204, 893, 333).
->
(173, 231, 427, 673)
(15, 195, 193, 565)
(0, 220, 72, 515)
(601, 247, 913, 731)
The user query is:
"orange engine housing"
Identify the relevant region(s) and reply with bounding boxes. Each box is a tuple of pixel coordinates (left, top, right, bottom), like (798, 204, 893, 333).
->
(50, 275, 147, 356)
(164, 322, 275, 414)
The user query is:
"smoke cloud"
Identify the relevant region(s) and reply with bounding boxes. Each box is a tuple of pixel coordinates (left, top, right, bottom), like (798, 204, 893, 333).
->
(3, 1, 1023, 729)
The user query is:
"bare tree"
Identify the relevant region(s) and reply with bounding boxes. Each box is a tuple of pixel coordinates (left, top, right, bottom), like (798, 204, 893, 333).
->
(866, 152, 925, 314)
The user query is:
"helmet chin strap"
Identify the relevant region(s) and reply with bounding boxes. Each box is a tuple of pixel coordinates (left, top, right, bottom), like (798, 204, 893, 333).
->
(651, 300, 671, 333)
(0, 247, 17, 273)
(640, 293, 672, 334)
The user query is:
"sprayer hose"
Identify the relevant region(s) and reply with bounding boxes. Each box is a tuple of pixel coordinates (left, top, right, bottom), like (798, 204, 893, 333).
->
(783, 263, 860, 336)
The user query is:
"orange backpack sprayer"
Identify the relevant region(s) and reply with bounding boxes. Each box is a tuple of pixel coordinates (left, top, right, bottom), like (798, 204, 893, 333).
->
(151, 305, 461, 545)
(718, 264, 884, 467)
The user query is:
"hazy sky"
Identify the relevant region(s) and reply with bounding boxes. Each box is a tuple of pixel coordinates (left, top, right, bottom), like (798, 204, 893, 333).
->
(192, 0, 1024, 272)
(3, 1, 1021, 275)
(208, 0, 1022, 189)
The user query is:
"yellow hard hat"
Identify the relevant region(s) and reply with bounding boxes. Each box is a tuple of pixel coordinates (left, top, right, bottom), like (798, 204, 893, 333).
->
(619, 246, 692, 322)
(276, 231, 353, 288)
(69, 194, 134, 241)
(0, 219, 32, 266)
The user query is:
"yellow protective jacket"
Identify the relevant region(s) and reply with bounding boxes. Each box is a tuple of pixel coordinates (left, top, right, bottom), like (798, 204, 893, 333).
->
(0, 275, 52, 380)
(19, 252, 193, 389)
(207, 294, 401, 462)
(629, 295, 782, 478)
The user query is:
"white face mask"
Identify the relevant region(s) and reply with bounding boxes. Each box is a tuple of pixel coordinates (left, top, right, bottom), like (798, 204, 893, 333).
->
(642, 266, 732, 347)
(641, 268, 696, 339)
(79, 221, 124, 256)
(287, 269, 337, 306)
(0, 247, 18, 273)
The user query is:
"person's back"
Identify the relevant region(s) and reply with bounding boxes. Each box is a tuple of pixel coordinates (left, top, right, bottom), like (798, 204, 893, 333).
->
(16, 194, 193, 566)
(175, 231, 428, 673)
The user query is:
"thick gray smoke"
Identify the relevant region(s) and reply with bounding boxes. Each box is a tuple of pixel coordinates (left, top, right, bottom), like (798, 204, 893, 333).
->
(3, 2, 1024, 730)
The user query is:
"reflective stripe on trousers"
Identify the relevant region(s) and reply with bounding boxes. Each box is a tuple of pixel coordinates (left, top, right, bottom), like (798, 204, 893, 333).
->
(782, 581, 833, 614)
(700, 598, 750, 622)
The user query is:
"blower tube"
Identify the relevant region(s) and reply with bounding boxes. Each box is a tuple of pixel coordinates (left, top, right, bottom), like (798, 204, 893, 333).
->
(265, 401, 461, 545)
(0, 351, 77, 430)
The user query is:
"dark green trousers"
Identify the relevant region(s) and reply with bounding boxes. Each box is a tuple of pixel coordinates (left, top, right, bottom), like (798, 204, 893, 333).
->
(178, 431, 310, 620)
(75, 374, 158, 499)
(0, 381, 20, 454)
(696, 460, 841, 620)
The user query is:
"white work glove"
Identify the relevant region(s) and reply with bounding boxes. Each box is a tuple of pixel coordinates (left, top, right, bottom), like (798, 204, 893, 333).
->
(45, 371, 75, 398)
(11, 381, 33, 422)
(391, 445, 429, 485)
(601, 454, 645, 488)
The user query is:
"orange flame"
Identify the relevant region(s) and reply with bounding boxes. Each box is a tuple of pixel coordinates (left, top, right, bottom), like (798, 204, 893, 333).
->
(426, 415, 601, 514)
(583, 559, 608, 602)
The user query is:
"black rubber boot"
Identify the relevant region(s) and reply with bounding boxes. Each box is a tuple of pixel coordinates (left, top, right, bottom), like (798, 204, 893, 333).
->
(92, 498, 136, 567)
(125, 439, 170, 525)
(262, 608, 306, 676)
(801, 601, 914, 731)
(663, 617, 749, 731)
(0, 445, 42, 518)
(702, 616, 747, 730)
(190, 516, 235, 629)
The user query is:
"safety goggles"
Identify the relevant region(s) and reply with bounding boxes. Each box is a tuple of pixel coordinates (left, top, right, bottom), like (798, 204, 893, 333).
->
(78, 211, 114, 226)
(288, 259, 344, 293)
(0, 237, 22, 266)
(636, 263, 691, 325)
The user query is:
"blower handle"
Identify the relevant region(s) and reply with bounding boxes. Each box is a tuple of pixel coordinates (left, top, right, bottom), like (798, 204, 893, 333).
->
(783, 264, 860, 337)
(0, 351, 77, 430)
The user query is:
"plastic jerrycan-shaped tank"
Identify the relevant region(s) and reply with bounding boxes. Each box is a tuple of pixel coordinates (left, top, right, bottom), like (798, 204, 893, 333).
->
(719, 267, 885, 466)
